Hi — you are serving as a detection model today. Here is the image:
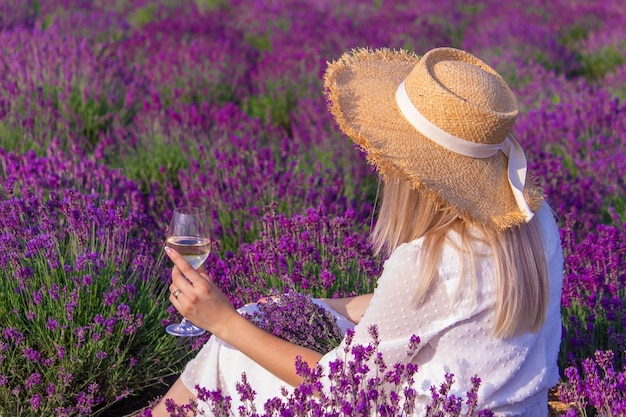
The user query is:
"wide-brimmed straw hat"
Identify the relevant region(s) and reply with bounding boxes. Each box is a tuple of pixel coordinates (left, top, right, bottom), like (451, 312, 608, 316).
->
(323, 47, 543, 230)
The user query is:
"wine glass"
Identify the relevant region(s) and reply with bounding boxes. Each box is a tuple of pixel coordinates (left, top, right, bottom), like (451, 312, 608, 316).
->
(165, 206, 211, 337)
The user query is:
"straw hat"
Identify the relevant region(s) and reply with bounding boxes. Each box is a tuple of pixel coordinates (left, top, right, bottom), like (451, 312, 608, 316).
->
(323, 47, 543, 230)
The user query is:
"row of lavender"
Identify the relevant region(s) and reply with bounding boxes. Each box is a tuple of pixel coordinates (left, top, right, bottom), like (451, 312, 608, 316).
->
(0, 0, 624, 415)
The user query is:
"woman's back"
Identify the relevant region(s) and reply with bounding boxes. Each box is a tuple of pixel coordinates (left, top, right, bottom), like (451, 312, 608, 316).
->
(319, 202, 563, 416)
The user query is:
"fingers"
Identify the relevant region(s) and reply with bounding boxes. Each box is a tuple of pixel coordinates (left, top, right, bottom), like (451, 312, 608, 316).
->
(168, 272, 193, 317)
(169, 288, 182, 306)
(169, 291, 180, 308)
(164, 247, 203, 286)
(170, 265, 195, 292)
(168, 280, 185, 306)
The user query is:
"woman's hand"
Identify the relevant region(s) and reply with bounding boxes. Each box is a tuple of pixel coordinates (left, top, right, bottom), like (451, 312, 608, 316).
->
(165, 247, 323, 387)
(165, 247, 239, 337)
(320, 294, 373, 324)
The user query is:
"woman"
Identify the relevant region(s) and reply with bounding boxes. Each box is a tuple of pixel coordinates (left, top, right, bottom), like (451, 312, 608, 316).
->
(152, 47, 563, 416)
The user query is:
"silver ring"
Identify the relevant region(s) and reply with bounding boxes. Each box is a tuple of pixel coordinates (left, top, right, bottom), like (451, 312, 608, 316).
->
(172, 289, 182, 299)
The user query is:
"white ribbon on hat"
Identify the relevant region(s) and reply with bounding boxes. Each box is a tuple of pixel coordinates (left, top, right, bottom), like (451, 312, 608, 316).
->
(396, 81, 534, 222)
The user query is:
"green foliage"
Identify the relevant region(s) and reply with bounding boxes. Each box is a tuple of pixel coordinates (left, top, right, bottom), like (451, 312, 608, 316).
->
(491, 51, 534, 91)
(427, 2, 484, 49)
(244, 86, 297, 132)
(32, 0, 57, 31)
(560, 300, 625, 373)
(214, 208, 262, 254)
(550, 145, 579, 178)
(0, 223, 190, 415)
(178, 80, 236, 107)
(560, 24, 590, 47)
(127, 5, 157, 29)
(602, 195, 626, 225)
(194, 0, 229, 13)
(245, 33, 272, 52)
(0, 120, 42, 156)
(66, 86, 138, 152)
(40, 13, 56, 29)
(529, 50, 562, 73)
(0, 88, 65, 156)
(549, 144, 626, 226)
(578, 46, 626, 81)
(0, 81, 137, 156)
(112, 131, 189, 194)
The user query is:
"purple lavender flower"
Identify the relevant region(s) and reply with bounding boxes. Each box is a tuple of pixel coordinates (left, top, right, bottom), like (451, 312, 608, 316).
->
(24, 372, 42, 390)
(29, 393, 42, 410)
(242, 289, 343, 354)
(175, 325, 492, 416)
(23, 348, 41, 363)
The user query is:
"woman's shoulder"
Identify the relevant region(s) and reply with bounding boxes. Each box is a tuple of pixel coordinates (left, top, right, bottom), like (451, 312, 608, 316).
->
(380, 237, 427, 273)
(390, 236, 426, 258)
(386, 235, 464, 274)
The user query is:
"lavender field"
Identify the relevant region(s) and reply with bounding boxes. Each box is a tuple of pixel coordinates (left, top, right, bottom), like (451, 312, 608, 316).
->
(0, 0, 625, 416)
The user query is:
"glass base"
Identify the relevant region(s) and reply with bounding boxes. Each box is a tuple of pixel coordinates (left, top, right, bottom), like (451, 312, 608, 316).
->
(166, 319, 206, 337)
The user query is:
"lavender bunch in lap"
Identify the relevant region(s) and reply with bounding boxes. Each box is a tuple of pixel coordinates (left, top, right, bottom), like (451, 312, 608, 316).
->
(242, 289, 344, 354)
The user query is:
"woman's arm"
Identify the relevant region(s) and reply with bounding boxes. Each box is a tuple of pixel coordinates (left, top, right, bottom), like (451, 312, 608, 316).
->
(218, 312, 322, 386)
(165, 247, 322, 387)
(320, 294, 373, 324)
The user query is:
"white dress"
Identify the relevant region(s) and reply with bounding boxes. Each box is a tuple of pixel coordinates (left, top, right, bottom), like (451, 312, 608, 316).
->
(181, 203, 563, 416)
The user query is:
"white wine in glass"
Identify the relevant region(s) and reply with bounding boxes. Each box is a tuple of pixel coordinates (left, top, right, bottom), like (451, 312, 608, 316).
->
(165, 236, 211, 269)
(165, 206, 211, 337)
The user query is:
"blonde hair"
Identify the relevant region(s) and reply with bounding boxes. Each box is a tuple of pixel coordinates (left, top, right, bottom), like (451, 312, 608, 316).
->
(370, 178, 549, 338)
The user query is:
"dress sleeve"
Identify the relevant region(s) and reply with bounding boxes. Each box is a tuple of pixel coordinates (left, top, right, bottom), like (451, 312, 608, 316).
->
(319, 237, 482, 370)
